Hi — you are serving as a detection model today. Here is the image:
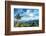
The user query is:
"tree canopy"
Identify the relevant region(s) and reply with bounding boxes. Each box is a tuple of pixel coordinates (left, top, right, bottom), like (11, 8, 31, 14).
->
(15, 13, 21, 20)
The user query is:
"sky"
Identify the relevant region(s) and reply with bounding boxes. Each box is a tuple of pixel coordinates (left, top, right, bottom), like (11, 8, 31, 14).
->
(14, 8, 39, 21)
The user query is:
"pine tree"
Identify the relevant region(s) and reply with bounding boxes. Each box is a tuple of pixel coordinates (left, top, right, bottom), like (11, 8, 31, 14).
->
(15, 13, 21, 27)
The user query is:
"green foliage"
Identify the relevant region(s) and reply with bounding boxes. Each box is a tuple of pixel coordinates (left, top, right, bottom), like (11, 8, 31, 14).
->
(14, 22, 39, 27)
(14, 20, 39, 27)
(15, 22, 21, 27)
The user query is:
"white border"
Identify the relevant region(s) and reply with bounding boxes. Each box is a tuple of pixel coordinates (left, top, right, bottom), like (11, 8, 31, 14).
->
(11, 5, 42, 31)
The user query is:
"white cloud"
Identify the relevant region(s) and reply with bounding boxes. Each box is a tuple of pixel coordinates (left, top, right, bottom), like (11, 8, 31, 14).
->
(20, 14, 39, 21)
(28, 13, 34, 17)
(14, 9, 39, 21)
(26, 10, 30, 14)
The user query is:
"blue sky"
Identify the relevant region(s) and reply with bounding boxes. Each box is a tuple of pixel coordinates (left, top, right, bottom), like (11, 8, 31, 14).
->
(14, 8, 39, 21)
